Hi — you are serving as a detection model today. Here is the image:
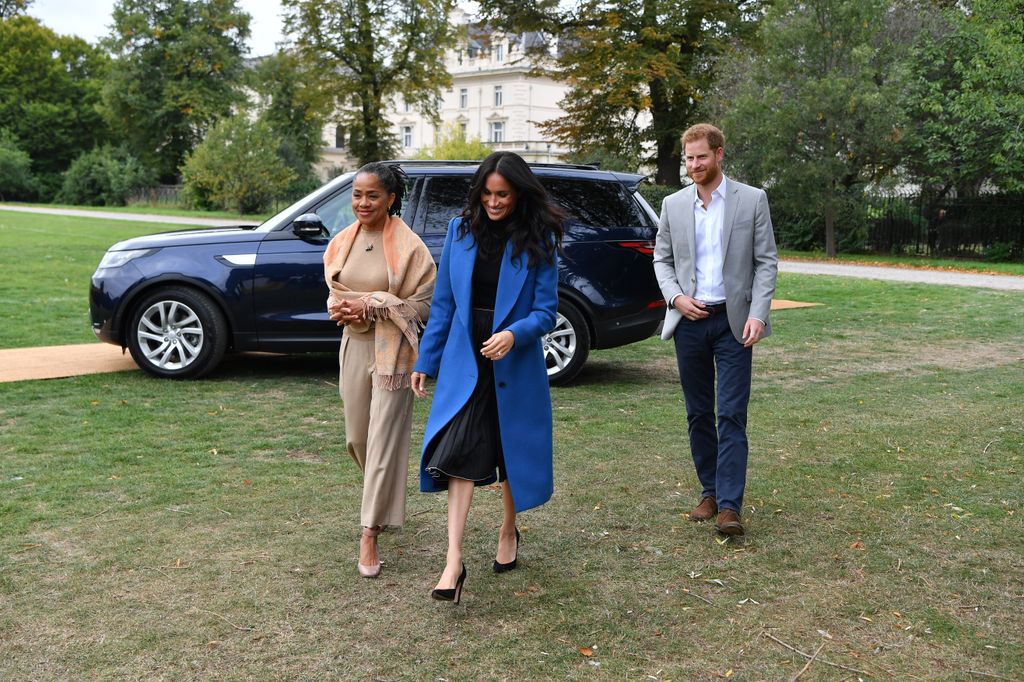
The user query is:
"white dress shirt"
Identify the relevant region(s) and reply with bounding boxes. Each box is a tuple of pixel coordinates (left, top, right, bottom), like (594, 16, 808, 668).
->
(692, 176, 727, 304)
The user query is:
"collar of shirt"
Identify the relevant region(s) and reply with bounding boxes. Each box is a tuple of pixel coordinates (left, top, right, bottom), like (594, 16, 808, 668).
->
(692, 175, 728, 209)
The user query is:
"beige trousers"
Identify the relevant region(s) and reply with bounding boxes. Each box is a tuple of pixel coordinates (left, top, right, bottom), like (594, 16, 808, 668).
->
(339, 333, 414, 529)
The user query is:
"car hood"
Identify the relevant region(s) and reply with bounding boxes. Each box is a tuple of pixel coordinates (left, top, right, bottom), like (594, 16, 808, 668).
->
(106, 225, 264, 251)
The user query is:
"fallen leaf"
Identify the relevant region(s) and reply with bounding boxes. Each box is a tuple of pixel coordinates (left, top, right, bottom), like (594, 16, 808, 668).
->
(107, 475, 121, 480)
(850, 541, 864, 550)
(579, 647, 593, 657)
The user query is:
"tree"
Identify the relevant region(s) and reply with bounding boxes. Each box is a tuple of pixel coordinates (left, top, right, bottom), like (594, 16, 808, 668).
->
(413, 122, 492, 160)
(0, 0, 32, 19)
(102, 0, 251, 181)
(0, 16, 110, 197)
(900, 0, 1024, 200)
(56, 146, 155, 206)
(0, 128, 37, 200)
(249, 51, 331, 194)
(181, 115, 296, 214)
(475, 0, 766, 185)
(713, 0, 910, 256)
(282, 0, 458, 165)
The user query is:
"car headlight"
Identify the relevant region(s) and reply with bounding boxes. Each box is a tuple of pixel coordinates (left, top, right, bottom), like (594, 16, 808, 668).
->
(96, 249, 155, 270)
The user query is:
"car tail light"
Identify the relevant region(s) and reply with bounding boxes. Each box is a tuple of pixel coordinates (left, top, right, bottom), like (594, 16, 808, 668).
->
(612, 240, 655, 255)
(647, 299, 666, 309)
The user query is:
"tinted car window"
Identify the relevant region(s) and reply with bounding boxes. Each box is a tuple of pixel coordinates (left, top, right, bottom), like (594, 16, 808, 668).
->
(420, 176, 472, 233)
(544, 179, 648, 227)
(314, 185, 355, 237)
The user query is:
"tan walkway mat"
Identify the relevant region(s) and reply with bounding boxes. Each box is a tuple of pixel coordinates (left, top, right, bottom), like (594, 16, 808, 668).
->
(772, 299, 822, 310)
(0, 343, 138, 383)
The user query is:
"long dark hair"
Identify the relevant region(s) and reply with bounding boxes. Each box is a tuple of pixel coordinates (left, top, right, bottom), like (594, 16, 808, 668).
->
(459, 152, 565, 267)
(355, 161, 408, 216)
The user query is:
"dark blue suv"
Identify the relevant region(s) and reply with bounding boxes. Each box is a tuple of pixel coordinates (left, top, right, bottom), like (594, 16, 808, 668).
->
(90, 162, 665, 384)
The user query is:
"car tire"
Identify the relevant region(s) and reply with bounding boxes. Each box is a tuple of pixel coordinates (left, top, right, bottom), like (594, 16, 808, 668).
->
(544, 299, 590, 386)
(126, 286, 228, 379)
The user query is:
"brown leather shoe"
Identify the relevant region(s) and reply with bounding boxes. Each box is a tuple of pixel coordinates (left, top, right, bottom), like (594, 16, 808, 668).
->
(715, 509, 744, 536)
(689, 496, 717, 522)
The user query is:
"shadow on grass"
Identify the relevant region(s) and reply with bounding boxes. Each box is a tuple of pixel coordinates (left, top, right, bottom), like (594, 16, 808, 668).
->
(205, 351, 338, 382)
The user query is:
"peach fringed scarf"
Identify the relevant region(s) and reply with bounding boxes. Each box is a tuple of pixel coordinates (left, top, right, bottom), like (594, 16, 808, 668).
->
(324, 216, 436, 390)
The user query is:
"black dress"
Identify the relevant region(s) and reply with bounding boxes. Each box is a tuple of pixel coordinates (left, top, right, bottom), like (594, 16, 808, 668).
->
(423, 228, 508, 487)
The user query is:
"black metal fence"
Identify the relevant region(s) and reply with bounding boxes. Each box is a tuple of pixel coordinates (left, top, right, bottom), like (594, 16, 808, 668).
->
(866, 192, 1024, 261)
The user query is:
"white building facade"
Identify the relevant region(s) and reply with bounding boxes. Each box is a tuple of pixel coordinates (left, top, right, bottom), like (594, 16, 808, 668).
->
(317, 8, 570, 175)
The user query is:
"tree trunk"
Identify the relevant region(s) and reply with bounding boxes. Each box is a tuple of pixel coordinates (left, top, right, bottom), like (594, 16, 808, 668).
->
(655, 134, 681, 186)
(825, 180, 836, 258)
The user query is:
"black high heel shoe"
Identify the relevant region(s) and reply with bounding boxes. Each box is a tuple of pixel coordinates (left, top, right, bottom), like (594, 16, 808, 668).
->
(493, 527, 520, 573)
(431, 563, 467, 604)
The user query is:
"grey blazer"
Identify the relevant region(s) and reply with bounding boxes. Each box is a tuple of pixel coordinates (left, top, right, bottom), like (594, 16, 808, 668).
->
(653, 177, 779, 342)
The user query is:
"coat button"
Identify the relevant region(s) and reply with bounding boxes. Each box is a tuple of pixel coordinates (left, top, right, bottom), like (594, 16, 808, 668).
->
(690, 276, 696, 282)
(498, 382, 506, 388)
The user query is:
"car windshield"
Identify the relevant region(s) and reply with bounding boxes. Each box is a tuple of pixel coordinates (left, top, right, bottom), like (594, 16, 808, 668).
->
(254, 172, 356, 233)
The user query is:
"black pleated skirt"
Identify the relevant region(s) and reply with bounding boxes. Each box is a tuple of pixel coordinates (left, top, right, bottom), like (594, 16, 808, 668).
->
(423, 307, 507, 487)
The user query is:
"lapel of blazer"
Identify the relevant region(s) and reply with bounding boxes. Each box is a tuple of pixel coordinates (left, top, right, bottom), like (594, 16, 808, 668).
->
(721, 177, 738, 262)
(494, 240, 528, 331)
(681, 184, 697, 271)
(451, 230, 476, 331)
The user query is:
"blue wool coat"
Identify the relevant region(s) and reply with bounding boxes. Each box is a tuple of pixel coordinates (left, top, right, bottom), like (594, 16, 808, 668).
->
(415, 217, 558, 513)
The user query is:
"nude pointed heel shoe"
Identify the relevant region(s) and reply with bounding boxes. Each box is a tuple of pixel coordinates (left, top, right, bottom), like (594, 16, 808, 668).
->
(357, 526, 382, 578)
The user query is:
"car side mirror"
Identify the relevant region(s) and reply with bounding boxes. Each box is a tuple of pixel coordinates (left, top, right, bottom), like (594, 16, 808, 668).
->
(292, 213, 328, 239)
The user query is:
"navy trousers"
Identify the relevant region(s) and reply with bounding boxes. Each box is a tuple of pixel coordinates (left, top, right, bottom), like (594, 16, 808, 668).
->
(672, 310, 752, 513)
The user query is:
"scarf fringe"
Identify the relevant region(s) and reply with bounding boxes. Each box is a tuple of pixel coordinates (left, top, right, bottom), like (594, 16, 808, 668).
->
(373, 372, 411, 391)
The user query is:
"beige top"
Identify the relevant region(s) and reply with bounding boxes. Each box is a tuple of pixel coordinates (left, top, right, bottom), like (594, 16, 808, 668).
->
(338, 229, 389, 340)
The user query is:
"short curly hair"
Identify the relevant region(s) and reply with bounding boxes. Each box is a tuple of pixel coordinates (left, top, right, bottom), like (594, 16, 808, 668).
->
(681, 123, 725, 150)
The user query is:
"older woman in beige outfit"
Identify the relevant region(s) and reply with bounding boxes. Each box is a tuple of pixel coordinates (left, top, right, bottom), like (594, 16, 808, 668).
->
(324, 162, 435, 578)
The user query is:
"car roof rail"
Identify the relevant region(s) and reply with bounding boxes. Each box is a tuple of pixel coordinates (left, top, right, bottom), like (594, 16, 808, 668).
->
(391, 159, 600, 171)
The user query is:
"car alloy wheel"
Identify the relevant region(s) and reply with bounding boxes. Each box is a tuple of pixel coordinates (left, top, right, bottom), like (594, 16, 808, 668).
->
(127, 286, 228, 378)
(544, 300, 590, 386)
(136, 299, 204, 370)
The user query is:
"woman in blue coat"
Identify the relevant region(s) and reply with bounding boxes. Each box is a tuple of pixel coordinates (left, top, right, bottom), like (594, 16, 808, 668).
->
(411, 152, 563, 604)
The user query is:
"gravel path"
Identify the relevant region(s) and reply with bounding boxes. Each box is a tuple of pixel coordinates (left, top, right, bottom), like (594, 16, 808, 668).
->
(0, 204, 254, 227)
(779, 260, 1024, 291)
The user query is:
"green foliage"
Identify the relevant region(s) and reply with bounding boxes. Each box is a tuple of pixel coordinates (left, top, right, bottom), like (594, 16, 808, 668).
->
(477, 0, 766, 185)
(249, 51, 330, 193)
(0, 129, 37, 200)
(412, 122, 492, 160)
(982, 241, 1016, 263)
(55, 146, 155, 206)
(900, 0, 1024, 199)
(0, 16, 110, 197)
(563, 146, 640, 173)
(282, 0, 458, 165)
(102, 0, 251, 182)
(715, 0, 909, 256)
(181, 115, 296, 214)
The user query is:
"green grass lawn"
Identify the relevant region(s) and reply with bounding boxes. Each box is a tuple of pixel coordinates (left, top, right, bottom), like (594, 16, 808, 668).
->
(1, 214, 1022, 679)
(0, 210, 223, 348)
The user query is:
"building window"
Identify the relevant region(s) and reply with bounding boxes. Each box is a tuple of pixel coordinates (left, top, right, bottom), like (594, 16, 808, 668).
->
(459, 123, 467, 139)
(402, 126, 413, 148)
(494, 86, 503, 107)
(334, 125, 346, 148)
(494, 44, 504, 62)
(404, 101, 412, 113)
(489, 121, 504, 143)
(459, 88, 468, 109)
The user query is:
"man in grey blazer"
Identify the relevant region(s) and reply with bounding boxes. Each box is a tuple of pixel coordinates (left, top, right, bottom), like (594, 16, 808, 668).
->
(653, 123, 778, 536)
